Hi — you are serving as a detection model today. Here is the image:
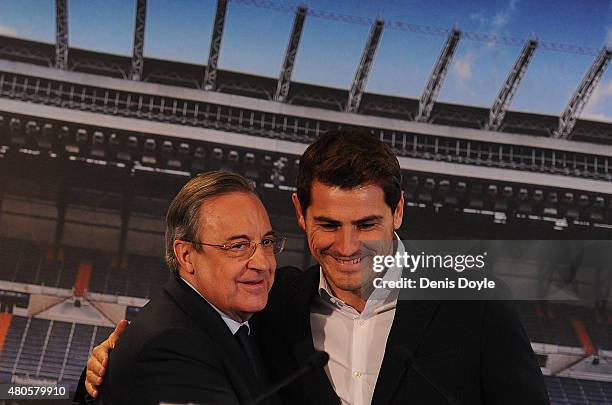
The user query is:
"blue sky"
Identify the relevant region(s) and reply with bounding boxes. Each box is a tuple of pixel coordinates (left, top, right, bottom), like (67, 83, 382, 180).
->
(0, 0, 611, 121)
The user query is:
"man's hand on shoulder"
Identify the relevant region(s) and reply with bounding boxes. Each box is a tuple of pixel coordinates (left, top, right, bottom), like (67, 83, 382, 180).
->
(85, 319, 129, 398)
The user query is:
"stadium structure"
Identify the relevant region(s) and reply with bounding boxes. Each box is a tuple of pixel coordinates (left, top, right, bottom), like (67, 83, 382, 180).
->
(0, 0, 611, 403)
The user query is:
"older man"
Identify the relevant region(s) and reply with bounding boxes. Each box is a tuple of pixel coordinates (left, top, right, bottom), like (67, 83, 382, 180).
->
(84, 171, 285, 405)
(83, 130, 550, 405)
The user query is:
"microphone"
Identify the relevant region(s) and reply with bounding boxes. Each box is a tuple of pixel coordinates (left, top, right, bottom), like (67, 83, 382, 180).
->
(393, 346, 460, 405)
(249, 351, 329, 405)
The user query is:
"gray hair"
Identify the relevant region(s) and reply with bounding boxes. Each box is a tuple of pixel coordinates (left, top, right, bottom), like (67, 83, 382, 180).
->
(164, 171, 256, 274)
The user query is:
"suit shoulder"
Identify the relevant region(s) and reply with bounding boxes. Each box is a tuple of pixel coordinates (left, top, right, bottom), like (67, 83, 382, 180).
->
(130, 289, 197, 331)
(481, 299, 524, 331)
(276, 265, 303, 280)
(105, 327, 235, 405)
(110, 291, 211, 364)
(140, 327, 219, 363)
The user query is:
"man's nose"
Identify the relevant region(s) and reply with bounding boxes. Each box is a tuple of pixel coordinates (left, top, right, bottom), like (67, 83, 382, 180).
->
(335, 227, 360, 257)
(247, 242, 273, 271)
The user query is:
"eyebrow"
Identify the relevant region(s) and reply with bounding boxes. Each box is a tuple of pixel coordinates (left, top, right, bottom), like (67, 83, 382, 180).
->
(226, 230, 275, 241)
(313, 215, 383, 225)
(226, 234, 251, 241)
(354, 215, 383, 224)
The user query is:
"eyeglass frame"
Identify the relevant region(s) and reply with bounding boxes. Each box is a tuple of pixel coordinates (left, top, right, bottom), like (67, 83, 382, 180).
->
(181, 235, 287, 259)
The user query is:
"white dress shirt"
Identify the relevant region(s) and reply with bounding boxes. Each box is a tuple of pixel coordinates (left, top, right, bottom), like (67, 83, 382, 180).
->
(310, 236, 404, 405)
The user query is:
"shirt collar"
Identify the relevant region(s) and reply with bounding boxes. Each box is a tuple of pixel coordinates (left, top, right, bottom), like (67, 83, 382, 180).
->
(318, 232, 404, 314)
(180, 277, 250, 335)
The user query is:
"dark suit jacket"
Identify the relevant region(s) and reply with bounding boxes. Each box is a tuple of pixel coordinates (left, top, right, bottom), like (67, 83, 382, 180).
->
(93, 276, 272, 405)
(254, 265, 550, 405)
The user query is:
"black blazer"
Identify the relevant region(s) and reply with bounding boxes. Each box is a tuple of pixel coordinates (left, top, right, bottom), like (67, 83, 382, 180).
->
(254, 265, 550, 405)
(95, 276, 273, 405)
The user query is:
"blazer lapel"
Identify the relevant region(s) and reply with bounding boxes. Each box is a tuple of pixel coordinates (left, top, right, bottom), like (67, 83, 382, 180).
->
(163, 277, 263, 403)
(371, 299, 440, 405)
(286, 266, 339, 405)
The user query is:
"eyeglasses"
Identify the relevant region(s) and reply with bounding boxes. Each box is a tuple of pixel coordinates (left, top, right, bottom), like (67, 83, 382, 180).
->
(184, 236, 287, 259)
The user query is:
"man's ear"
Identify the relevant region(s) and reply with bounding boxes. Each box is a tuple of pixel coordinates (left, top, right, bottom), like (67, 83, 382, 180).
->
(173, 239, 196, 275)
(393, 191, 405, 230)
(291, 193, 306, 231)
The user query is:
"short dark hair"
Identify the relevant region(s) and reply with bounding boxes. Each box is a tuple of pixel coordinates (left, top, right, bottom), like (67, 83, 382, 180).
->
(165, 171, 255, 274)
(296, 129, 402, 214)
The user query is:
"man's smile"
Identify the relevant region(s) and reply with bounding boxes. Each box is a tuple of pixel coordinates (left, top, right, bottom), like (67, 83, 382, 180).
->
(333, 256, 363, 265)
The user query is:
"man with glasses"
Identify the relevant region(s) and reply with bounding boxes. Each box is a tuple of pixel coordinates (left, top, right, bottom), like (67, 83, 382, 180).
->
(85, 170, 285, 405)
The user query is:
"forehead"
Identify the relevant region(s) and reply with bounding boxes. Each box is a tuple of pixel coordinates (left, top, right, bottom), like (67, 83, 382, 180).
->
(198, 192, 271, 236)
(308, 181, 389, 219)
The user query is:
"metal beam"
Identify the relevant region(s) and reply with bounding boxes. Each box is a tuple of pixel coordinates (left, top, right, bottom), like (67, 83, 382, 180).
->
(275, 6, 307, 103)
(118, 179, 134, 260)
(130, 0, 147, 81)
(554, 48, 612, 139)
(203, 0, 229, 91)
(487, 39, 538, 131)
(0, 176, 5, 233)
(55, 0, 69, 70)
(54, 161, 68, 247)
(346, 19, 384, 113)
(416, 28, 461, 122)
